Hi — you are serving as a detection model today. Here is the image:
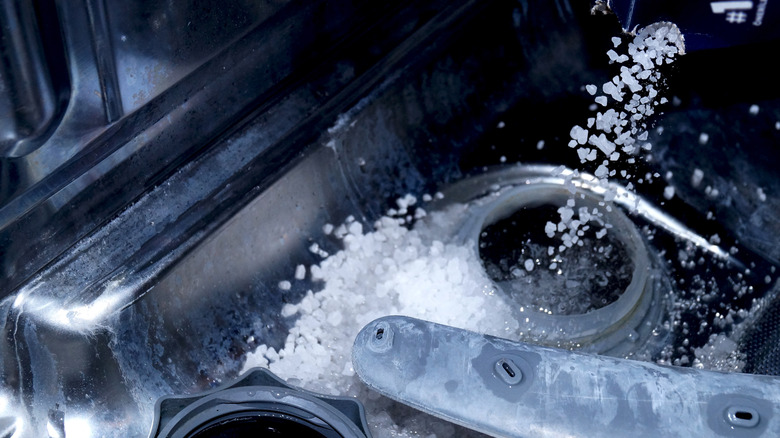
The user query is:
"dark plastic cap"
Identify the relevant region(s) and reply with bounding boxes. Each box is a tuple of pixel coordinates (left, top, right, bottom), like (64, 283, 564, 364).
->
(604, 0, 780, 51)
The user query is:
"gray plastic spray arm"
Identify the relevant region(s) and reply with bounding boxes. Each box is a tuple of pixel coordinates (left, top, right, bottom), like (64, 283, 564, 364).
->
(352, 316, 780, 437)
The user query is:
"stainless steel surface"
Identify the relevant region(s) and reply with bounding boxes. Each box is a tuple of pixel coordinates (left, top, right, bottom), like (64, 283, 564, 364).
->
(0, 0, 778, 437)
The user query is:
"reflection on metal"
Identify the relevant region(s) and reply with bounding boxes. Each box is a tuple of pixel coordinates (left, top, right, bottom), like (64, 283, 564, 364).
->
(0, 0, 59, 157)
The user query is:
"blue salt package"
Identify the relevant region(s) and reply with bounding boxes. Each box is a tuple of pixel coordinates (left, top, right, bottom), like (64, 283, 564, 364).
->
(603, 0, 780, 51)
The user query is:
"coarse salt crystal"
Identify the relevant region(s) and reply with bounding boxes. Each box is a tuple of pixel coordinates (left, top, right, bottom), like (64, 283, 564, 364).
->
(663, 186, 675, 200)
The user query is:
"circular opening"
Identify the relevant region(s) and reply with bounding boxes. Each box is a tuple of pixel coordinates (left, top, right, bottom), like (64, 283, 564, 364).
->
(479, 203, 634, 315)
(460, 182, 655, 350)
(190, 411, 336, 438)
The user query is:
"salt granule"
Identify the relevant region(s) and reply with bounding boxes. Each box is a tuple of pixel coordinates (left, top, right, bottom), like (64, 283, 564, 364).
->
(698, 132, 709, 145)
(749, 104, 760, 115)
(757, 187, 767, 202)
(691, 168, 704, 187)
(663, 186, 675, 200)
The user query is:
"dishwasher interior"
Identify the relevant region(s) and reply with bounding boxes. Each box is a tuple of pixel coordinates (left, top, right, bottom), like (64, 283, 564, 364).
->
(1, 0, 780, 437)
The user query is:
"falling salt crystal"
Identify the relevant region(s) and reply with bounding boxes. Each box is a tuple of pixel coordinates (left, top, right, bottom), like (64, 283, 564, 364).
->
(278, 280, 292, 290)
(551, 165, 566, 176)
(757, 187, 767, 202)
(698, 133, 709, 145)
(749, 104, 760, 115)
(422, 193, 433, 202)
(691, 168, 704, 187)
(586, 84, 598, 95)
(611, 36, 622, 47)
(663, 186, 675, 200)
(500, 156, 507, 163)
(709, 234, 721, 244)
(595, 96, 608, 106)
(589, 133, 616, 155)
(536, 140, 545, 150)
(497, 121, 506, 128)
(603, 81, 623, 102)
(322, 223, 334, 235)
(524, 259, 535, 272)
(595, 229, 608, 239)
(570, 125, 588, 145)
(295, 264, 306, 280)
(775, 121, 780, 130)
